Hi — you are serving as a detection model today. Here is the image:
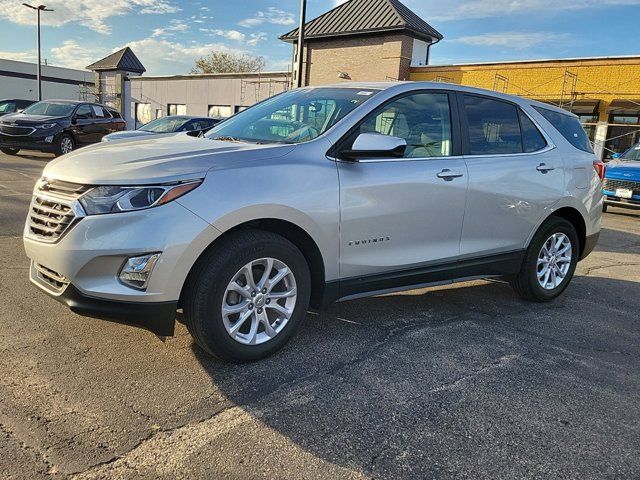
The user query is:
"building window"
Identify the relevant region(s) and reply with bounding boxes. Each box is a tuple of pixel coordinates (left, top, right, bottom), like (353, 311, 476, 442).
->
(168, 104, 186, 116)
(209, 105, 233, 118)
(235, 106, 248, 114)
(135, 103, 153, 126)
(156, 109, 163, 119)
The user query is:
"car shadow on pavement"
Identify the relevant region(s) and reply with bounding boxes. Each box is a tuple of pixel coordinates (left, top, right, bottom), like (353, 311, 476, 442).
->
(597, 227, 640, 254)
(191, 274, 640, 479)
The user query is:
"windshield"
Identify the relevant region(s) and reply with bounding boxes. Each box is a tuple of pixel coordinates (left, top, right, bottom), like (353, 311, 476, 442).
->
(0, 101, 16, 113)
(23, 101, 76, 117)
(206, 88, 379, 144)
(139, 117, 189, 133)
(621, 143, 640, 161)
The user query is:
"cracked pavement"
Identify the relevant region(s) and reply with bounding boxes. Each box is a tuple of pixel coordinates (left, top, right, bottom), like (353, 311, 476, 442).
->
(1, 152, 639, 479)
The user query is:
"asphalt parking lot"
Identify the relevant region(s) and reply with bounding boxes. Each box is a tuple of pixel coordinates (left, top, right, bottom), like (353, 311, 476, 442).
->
(1, 151, 639, 480)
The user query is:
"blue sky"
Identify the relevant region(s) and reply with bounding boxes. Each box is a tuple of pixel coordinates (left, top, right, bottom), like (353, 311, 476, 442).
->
(0, 0, 639, 75)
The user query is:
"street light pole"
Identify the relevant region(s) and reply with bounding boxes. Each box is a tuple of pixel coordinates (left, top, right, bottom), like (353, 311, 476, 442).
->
(22, 4, 54, 101)
(295, 0, 306, 88)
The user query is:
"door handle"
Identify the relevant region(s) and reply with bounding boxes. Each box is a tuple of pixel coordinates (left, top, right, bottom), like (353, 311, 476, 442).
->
(437, 169, 464, 180)
(536, 163, 555, 173)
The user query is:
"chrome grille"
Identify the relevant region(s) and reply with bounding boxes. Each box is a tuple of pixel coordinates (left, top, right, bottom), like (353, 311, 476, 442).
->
(27, 179, 88, 243)
(0, 124, 35, 136)
(32, 262, 69, 293)
(603, 178, 640, 195)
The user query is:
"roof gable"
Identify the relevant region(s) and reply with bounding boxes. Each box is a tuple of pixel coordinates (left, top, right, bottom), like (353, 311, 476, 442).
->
(280, 0, 442, 43)
(86, 47, 146, 74)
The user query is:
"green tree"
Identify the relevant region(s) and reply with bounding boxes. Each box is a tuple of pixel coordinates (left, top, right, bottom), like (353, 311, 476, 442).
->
(191, 52, 266, 74)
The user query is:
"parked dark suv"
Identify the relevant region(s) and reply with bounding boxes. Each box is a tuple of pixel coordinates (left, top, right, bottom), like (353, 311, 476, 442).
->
(0, 99, 36, 117)
(0, 100, 126, 157)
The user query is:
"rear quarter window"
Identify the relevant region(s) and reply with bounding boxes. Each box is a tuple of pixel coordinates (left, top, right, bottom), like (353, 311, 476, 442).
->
(533, 106, 593, 153)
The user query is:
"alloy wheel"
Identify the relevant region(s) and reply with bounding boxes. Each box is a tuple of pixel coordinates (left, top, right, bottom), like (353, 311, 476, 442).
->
(536, 233, 572, 290)
(60, 137, 73, 154)
(221, 257, 297, 345)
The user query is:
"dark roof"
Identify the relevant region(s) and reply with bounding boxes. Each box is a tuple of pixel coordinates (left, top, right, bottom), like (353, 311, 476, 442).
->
(280, 0, 443, 43)
(86, 47, 146, 74)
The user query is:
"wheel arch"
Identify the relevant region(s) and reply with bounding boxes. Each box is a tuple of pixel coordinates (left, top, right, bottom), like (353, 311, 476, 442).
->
(179, 218, 327, 310)
(542, 207, 587, 258)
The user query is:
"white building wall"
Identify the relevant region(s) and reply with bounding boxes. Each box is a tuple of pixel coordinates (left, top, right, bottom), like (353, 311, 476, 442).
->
(129, 72, 290, 124)
(0, 58, 94, 101)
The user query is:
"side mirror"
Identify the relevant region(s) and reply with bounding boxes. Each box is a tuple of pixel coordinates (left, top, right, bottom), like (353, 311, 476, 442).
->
(611, 153, 622, 159)
(341, 133, 407, 160)
(71, 116, 78, 125)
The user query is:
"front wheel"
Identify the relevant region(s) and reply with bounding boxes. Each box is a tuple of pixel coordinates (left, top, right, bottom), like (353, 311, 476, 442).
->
(183, 230, 311, 362)
(510, 217, 579, 302)
(54, 133, 74, 157)
(1, 147, 19, 155)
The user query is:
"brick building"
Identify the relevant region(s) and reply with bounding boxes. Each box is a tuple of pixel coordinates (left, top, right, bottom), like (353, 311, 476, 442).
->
(279, 0, 443, 85)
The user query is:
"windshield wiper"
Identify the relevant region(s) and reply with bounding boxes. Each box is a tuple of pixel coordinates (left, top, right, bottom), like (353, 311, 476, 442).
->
(210, 136, 244, 143)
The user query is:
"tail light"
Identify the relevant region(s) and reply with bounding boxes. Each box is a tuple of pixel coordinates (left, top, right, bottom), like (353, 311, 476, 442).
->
(593, 161, 606, 180)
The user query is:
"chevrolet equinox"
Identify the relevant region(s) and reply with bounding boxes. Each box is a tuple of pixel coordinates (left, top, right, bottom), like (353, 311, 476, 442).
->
(24, 83, 603, 361)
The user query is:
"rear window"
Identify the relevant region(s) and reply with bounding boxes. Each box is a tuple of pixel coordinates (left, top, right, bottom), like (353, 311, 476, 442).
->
(533, 106, 593, 153)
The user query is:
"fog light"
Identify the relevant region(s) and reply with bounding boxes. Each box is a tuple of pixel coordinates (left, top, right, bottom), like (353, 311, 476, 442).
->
(119, 253, 161, 290)
(45, 136, 54, 143)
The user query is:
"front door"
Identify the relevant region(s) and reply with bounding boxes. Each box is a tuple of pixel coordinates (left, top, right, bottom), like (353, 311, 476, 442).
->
(337, 91, 468, 283)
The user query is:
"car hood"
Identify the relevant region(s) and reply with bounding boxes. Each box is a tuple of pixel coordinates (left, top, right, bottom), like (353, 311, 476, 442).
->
(0, 113, 66, 125)
(605, 160, 640, 180)
(43, 133, 297, 185)
(103, 130, 157, 141)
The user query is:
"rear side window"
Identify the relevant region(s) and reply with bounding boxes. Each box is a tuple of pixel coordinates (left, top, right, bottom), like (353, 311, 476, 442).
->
(533, 106, 593, 153)
(462, 95, 522, 155)
(519, 111, 547, 153)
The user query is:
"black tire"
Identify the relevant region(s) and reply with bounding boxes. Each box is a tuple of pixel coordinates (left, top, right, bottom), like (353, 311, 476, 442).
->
(1, 147, 19, 155)
(54, 133, 74, 157)
(183, 230, 311, 362)
(510, 216, 580, 302)
(602, 203, 608, 213)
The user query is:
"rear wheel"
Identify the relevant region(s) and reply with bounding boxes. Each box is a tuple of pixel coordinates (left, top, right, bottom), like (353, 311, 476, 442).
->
(54, 134, 74, 157)
(183, 230, 311, 362)
(0, 147, 19, 155)
(510, 217, 579, 302)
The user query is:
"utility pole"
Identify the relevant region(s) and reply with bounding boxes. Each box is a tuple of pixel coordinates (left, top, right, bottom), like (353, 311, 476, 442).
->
(22, 4, 54, 101)
(295, 0, 306, 88)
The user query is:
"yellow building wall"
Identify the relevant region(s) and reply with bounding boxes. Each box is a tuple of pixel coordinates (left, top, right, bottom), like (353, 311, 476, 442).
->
(410, 58, 640, 122)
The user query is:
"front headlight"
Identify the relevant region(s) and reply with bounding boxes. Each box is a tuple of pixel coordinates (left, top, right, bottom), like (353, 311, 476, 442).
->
(79, 180, 202, 215)
(35, 123, 57, 130)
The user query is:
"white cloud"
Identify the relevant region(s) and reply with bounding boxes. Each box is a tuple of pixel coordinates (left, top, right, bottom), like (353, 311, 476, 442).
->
(239, 7, 295, 28)
(0, 49, 36, 62)
(0, 0, 181, 34)
(119, 37, 244, 75)
(50, 40, 102, 69)
(404, 0, 640, 21)
(151, 19, 189, 37)
(451, 32, 572, 49)
(206, 29, 246, 42)
(247, 33, 268, 47)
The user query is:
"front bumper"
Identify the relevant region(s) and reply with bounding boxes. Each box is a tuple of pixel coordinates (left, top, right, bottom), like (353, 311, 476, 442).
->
(52, 282, 178, 336)
(24, 200, 221, 335)
(0, 131, 59, 152)
(604, 195, 640, 210)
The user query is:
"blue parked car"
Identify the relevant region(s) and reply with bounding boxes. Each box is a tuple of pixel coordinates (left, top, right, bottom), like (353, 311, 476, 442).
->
(603, 143, 640, 212)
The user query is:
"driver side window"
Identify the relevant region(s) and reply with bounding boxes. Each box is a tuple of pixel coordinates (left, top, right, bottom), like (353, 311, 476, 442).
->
(355, 93, 453, 158)
(75, 105, 93, 120)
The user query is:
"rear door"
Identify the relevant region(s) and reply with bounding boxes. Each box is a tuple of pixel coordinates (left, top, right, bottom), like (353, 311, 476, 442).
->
(458, 93, 565, 258)
(337, 90, 468, 282)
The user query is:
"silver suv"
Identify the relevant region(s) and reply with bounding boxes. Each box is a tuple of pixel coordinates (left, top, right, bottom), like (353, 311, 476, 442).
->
(24, 83, 603, 361)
